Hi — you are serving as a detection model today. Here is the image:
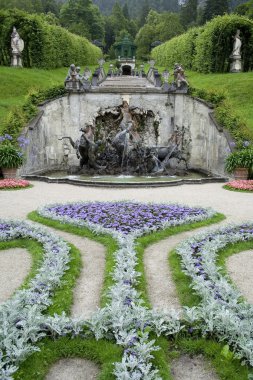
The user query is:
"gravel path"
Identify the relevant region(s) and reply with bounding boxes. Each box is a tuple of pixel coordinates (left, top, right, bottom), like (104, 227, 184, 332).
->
(43, 228, 106, 319)
(45, 358, 99, 380)
(227, 249, 253, 304)
(171, 355, 219, 380)
(0, 248, 31, 304)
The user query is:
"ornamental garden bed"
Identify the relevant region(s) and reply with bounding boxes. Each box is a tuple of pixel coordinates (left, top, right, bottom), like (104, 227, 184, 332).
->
(0, 178, 31, 190)
(0, 201, 252, 379)
(224, 180, 253, 192)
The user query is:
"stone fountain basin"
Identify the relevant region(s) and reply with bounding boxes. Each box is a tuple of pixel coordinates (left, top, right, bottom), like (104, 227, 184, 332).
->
(24, 171, 228, 188)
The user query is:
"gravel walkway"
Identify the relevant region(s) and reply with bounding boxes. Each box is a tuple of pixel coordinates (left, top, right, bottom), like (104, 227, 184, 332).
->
(42, 228, 106, 319)
(0, 248, 31, 304)
(227, 249, 253, 304)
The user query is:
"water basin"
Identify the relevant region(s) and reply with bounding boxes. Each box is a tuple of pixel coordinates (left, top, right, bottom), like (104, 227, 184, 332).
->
(25, 170, 227, 187)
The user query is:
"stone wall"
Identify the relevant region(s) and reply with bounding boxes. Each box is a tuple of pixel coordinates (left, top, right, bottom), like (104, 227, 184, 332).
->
(20, 92, 230, 176)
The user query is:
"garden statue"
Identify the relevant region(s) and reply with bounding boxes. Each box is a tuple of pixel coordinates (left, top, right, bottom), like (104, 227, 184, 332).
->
(64, 64, 92, 91)
(232, 29, 242, 56)
(230, 29, 242, 73)
(59, 124, 103, 170)
(11, 27, 24, 67)
(65, 64, 77, 83)
(173, 63, 188, 89)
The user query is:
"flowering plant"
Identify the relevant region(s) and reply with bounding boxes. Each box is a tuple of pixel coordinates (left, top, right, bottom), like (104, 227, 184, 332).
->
(0, 178, 30, 189)
(0, 134, 28, 169)
(224, 179, 253, 191)
(225, 141, 253, 174)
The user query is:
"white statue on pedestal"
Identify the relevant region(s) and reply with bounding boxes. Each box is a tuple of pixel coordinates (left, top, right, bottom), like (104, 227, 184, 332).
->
(230, 29, 242, 73)
(11, 27, 24, 67)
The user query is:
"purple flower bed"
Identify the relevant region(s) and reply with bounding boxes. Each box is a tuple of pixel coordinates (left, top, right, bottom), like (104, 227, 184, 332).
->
(43, 201, 210, 234)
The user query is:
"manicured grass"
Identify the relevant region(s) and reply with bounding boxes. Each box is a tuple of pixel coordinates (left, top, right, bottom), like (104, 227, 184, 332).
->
(0, 64, 110, 128)
(14, 337, 122, 380)
(0, 67, 66, 125)
(187, 70, 253, 132)
(155, 65, 253, 132)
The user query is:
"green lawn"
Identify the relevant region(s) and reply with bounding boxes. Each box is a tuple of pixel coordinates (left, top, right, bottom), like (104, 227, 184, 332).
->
(0, 65, 102, 128)
(187, 70, 253, 132)
(0, 67, 66, 125)
(0, 65, 252, 133)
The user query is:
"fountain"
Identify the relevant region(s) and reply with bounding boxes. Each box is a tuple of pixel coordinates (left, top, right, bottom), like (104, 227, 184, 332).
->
(20, 62, 230, 186)
(57, 98, 190, 178)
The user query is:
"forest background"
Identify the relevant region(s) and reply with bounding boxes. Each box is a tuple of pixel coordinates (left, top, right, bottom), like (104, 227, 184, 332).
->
(0, 0, 252, 59)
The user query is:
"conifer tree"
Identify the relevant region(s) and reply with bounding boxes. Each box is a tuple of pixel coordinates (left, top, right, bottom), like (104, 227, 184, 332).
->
(180, 0, 198, 28)
(202, 0, 229, 23)
(122, 2, 130, 19)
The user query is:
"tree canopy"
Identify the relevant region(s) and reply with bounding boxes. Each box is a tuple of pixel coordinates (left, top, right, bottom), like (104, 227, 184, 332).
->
(235, 0, 253, 18)
(135, 9, 184, 59)
(59, 0, 104, 40)
(202, 0, 229, 23)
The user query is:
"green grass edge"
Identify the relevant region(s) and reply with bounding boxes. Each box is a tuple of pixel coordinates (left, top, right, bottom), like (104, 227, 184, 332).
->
(223, 184, 253, 193)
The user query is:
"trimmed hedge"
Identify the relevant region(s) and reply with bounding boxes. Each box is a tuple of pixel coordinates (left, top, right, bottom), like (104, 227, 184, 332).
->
(0, 9, 102, 68)
(152, 14, 253, 73)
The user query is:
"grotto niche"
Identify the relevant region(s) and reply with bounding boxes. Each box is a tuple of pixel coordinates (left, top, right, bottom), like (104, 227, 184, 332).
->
(60, 100, 191, 176)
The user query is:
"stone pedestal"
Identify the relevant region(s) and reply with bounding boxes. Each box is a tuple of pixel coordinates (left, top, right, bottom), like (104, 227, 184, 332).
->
(11, 53, 22, 67)
(230, 55, 242, 73)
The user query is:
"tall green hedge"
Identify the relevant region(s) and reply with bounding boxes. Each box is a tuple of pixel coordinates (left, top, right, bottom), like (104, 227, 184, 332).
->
(0, 9, 102, 68)
(152, 14, 253, 73)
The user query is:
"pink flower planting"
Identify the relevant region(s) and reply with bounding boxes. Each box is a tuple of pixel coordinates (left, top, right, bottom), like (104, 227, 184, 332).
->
(225, 180, 253, 191)
(0, 178, 30, 189)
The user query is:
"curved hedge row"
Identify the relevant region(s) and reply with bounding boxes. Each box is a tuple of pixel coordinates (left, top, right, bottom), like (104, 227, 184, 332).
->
(152, 14, 253, 73)
(0, 9, 102, 68)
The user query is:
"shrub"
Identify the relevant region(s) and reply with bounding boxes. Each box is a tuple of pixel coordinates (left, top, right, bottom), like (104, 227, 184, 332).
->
(0, 178, 30, 189)
(225, 147, 253, 173)
(0, 141, 23, 168)
(0, 9, 102, 68)
(151, 14, 253, 73)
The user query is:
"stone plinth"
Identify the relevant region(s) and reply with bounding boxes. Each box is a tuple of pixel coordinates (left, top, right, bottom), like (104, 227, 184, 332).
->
(11, 53, 22, 67)
(230, 55, 242, 73)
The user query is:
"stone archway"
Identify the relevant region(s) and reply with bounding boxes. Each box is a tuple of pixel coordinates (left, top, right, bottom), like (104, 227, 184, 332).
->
(122, 65, 132, 75)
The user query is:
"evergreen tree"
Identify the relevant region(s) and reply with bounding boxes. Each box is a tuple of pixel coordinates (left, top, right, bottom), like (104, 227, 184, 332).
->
(202, 0, 229, 23)
(41, 0, 59, 15)
(0, 0, 34, 12)
(60, 0, 104, 40)
(139, 0, 150, 26)
(122, 2, 130, 19)
(234, 0, 253, 18)
(180, 0, 198, 28)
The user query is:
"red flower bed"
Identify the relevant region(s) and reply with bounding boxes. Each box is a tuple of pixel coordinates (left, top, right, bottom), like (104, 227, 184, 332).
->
(0, 178, 30, 189)
(225, 180, 253, 191)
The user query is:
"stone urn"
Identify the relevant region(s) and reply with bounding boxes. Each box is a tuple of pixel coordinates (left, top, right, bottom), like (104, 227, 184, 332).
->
(1, 167, 18, 179)
(233, 167, 248, 180)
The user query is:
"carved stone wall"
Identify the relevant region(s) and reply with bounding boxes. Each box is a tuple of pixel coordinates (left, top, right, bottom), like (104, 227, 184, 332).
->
(20, 93, 230, 176)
